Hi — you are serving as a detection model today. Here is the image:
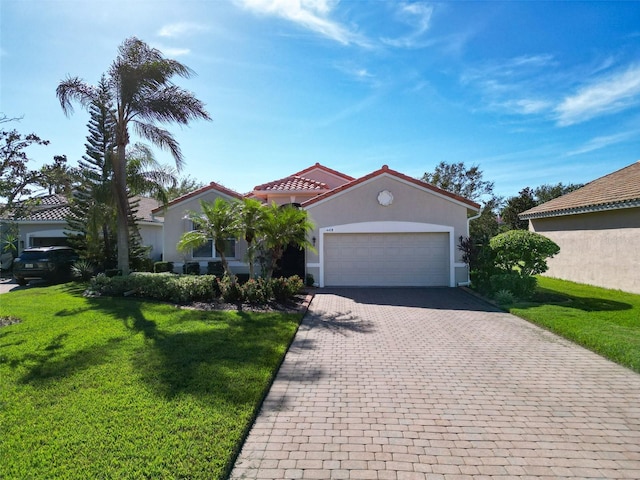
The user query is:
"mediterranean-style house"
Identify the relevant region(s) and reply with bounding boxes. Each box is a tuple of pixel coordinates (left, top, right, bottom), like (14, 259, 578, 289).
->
(520, 161, 640, 294)
(1, 194, 163, 260)
(153, 163, 481, 287)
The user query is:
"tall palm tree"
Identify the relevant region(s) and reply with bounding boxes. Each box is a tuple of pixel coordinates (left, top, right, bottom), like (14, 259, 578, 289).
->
(177, 198, 241, 281)
(257, 203, 314, 280)
(57, 37, 210, 274)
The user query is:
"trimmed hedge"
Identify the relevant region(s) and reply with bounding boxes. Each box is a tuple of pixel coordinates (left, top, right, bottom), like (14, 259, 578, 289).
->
(87, 273, 304, 305)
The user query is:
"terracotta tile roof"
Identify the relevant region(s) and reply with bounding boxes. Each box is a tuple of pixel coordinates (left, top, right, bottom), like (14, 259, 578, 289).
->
(520, 161, 640, 219)
(253, 175, 329, 192)
(293, 162, 355, 181)
(151, 181, 242, 215)
(301, 165, 481, 210)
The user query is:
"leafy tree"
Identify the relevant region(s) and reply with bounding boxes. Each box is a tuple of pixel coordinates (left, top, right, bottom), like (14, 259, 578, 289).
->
(57, 36, 210, 274)
(166, 175, 206, 201)
(257, 203, 314, 280)
(0, 129, 49, 210)
(533, 182, 583, 204)
(177, 198, 242, 281)
(37, 155, 81, 196)
(469, 195, 503, 244)
(489, 230, 560, 277)
(501, 187, 536, 230)
(421, 161, 495, 202)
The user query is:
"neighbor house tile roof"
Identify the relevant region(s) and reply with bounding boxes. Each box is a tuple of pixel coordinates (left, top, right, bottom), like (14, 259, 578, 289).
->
(293, 162, 355, 181)
(301, 165, 481, 210)
(520, 161, 640, 219)
(6, 194, 162, 223)
(151, 181, 242, 215)
(253, 175, 329, 192)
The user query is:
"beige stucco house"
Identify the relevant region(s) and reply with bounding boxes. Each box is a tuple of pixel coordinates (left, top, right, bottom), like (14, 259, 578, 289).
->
(1, 194, 163, 260)
(520, 161, 640, 294)
(154, 163, 480, 287)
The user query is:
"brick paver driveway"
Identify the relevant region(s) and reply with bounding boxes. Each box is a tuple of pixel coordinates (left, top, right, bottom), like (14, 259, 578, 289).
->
(231, 288, 640, 479)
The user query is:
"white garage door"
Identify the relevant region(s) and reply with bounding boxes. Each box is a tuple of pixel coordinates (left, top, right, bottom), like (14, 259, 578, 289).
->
(324, 232, 449, 287)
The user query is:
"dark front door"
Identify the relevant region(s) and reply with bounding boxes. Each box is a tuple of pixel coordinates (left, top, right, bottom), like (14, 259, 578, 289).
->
(276, 244, 305, 278)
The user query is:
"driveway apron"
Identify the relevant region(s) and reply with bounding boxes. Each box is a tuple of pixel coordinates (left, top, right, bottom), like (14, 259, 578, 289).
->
(230, 288, 640, 479)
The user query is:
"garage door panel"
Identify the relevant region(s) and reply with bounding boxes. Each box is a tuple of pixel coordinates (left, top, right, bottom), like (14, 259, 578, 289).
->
(324, 232, 449, 287)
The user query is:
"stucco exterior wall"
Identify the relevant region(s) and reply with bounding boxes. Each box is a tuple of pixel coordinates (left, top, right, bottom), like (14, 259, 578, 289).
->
(138, 223, 163, 261)
(158, 190, 249, 273)
(16, 221, 70, 251)
(302, 168, 352, 189)
(305, 174, 472, 286)
(530, 207, 640, 294)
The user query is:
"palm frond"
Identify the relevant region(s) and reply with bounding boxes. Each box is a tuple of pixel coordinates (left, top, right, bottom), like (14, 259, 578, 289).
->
(56, 77, 97, 116)
(131, 121, 183, 170)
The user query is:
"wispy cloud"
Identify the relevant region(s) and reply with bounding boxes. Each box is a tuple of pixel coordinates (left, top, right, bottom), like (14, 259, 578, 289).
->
(158, 22, 209, 38)
(238, 0, 369, 47)
(555, 64, 640, 126)
(316, 93, 380, 128)
(565, 131, 636, 156)
(382, 2, 433, 48)
(151, 43, 191, 57)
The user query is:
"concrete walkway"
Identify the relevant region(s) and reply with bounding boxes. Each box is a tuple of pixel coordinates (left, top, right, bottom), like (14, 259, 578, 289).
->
(230, 288, 640, 479)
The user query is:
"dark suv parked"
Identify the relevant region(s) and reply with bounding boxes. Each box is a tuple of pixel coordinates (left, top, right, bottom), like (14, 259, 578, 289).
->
(12, 246, 79, 286)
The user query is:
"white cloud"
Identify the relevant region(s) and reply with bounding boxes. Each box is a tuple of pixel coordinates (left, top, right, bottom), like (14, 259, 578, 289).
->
(158, 22, 209, 38)
(499, 99, 553, 115)
(151, 43, 191, 57)
(565, 131, 636, 156)
(238, 0, 369, 47)
(381, 2, 433, 48)
(556, 64, 640, 126)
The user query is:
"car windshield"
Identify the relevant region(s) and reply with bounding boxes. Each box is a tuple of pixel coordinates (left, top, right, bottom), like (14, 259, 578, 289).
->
(19, 251, 55, 261)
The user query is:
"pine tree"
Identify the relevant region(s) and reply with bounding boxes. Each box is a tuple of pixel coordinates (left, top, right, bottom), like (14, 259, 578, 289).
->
(66, 76, 118, 269)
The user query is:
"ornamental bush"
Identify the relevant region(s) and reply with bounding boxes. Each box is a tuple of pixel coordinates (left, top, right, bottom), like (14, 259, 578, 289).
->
(489, 230, 560, 277)
(87, 272, 302, 305)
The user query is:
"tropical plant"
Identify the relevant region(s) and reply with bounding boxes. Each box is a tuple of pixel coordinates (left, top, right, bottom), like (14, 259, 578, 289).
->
(257, 203, 314, 280)
(57, 36, 210, 274)
(237, 197, 266, 279)
(177, 198, 241, 282)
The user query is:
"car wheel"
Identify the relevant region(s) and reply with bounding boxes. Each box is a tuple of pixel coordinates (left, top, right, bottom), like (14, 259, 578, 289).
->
(16, 278, 27, 286)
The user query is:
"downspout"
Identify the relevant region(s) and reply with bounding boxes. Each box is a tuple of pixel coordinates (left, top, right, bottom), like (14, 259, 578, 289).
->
(457, 210, 482, 287)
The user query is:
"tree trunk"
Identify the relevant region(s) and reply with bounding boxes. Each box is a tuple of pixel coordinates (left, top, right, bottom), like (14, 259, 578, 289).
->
(113, 144, 130, 275)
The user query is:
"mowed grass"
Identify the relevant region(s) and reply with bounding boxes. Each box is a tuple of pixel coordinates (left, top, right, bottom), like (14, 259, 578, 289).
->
(0, 284, 302, 479)
(509, 277, 640, 373)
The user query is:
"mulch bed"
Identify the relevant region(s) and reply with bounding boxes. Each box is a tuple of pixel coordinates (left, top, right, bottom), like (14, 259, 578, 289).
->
(181, 292, 315, 314)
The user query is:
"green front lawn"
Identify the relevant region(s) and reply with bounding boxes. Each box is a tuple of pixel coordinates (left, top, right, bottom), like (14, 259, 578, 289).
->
(509, 277, 640, 373)
(0, 284, 302, 479)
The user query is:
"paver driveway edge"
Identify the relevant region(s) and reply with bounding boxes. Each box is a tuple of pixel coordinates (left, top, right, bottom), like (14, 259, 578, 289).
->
(230, 288, 640, 480)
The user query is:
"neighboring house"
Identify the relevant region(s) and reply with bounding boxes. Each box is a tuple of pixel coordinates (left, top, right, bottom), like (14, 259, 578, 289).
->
(153, 163, 480, 287)
(520, 161, 640, 294)
(1, 194, 164, 260)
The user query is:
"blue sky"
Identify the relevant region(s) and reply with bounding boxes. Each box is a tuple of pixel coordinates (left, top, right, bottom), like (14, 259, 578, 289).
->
(2, 0, 640, 200)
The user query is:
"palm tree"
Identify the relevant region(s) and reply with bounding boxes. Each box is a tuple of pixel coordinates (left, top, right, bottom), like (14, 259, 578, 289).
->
(257, 203, 314, 280)
(237, 198, 266, 279)
(177, 198, 241, 281)
(57, 37, 210, 274)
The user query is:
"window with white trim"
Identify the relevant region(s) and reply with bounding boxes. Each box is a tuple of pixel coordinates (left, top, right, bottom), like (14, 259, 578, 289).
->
(192, 238, 236, 259)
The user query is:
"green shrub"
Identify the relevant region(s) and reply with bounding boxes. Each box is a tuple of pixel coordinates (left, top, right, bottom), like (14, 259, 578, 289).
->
(153, 261, 174, 273)
(207, 261, 225, 276)
(489, 230, 560, 276)
(217, 275, 243, 304)
(271, 275, 304, 302)
(494, 289, 516, 306)
(183, 261, 201, 275)
(489, 272, 537, 300)
(305, 273, 315, 287)
(242, 278, 270, 304)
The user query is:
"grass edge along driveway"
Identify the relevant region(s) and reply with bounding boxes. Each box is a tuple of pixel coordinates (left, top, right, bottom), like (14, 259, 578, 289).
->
(509, 276, 640, 374)
(0, 284, 302, 480)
